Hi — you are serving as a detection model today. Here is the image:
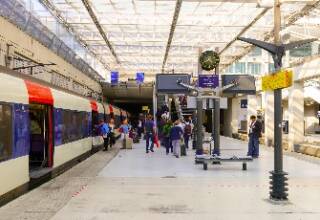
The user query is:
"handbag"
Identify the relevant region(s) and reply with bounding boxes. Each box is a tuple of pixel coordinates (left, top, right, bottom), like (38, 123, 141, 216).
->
(154, 134, 160, 148)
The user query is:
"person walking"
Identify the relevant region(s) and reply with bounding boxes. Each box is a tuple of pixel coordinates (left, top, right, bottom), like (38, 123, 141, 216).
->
(183, 119, 192, 149)
(108, 118, 115, 148)
(119, 118, 130, 149)
(170, 120, 184, 158)
(247, 115, 262, 158)
(137, 118, 143, 138)
(99, 119, 110, 151)
(162, 120, 173, 155)
(144, 114, 155, 153)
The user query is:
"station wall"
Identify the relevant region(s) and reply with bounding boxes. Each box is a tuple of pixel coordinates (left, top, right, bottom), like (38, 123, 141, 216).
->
(0, 16, 102, 95)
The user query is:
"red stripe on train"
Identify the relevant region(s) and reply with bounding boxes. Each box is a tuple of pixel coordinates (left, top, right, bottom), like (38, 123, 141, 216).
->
(90, 100, 98, 112)
(24, 80, 54, 105)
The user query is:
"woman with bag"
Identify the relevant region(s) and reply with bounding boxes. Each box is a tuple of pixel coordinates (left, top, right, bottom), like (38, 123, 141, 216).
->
(99, 119, 110, 151)
(119, 118, 131, 149)
(108, 118, 115, 148)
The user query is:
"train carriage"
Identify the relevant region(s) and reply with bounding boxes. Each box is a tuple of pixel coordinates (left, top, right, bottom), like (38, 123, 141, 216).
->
(0, 69, 128, 201)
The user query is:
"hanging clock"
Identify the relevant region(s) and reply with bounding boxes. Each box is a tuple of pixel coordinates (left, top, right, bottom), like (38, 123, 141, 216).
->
(199, 50, 220, 71)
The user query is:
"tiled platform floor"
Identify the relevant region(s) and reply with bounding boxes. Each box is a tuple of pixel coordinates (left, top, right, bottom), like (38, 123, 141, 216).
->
(51, 137, 320, 220)
(1, 137, 319, 220)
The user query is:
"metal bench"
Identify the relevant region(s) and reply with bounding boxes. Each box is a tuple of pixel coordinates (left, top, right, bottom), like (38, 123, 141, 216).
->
(195, 155, 253, 171)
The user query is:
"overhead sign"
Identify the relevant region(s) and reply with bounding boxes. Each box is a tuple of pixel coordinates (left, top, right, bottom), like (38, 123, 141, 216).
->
(156, 74, 190, 94)
(111, 71, 119, 85)
(221, 74, 256, 94)
(136, 72, 144, 84)
(142, 106, 149, 111)
(198, 75, 219, 88)
(262, 69, 293, 91)
(241, 99, 248, 108)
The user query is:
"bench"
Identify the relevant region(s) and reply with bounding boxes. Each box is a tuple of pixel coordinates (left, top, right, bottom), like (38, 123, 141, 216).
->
(195, 155, 253, 170)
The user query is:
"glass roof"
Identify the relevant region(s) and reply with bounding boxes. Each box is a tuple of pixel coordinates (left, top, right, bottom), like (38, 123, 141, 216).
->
(21, 0, 320, 81)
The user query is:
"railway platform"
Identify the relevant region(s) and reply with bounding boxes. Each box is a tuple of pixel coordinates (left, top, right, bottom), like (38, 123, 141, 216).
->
(0, 137, 319, 220)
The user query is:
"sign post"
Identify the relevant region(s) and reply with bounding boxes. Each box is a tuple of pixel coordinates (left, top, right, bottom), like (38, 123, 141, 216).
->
(237, 0, 316, 201)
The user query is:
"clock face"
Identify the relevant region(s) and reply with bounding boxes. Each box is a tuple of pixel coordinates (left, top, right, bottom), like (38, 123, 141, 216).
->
(199, 51, 220, 71)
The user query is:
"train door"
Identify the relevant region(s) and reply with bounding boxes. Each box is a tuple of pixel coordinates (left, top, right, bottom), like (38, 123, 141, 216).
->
(29, 104, 53, 170)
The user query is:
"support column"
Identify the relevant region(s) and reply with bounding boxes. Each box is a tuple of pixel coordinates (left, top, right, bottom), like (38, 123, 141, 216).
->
(213, 98, 220, 155)
(264, 91, 274, 146)
(153, 83, 157, 127)
(196, 97, 203, 155)
(231, 97, 239, 135)
(288, 81, 304, 152)
(223, 98, 233, 137)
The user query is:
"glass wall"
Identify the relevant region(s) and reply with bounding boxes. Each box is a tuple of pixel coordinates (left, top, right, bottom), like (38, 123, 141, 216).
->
(247, 62, 261, 75)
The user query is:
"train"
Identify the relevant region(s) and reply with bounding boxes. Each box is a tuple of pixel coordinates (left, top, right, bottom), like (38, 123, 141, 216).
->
(0, 67, 129, 203)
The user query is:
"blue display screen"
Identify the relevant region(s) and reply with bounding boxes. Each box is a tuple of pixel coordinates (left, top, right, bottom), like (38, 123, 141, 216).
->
(111, 71, 119, 85)
(136, 72, 144, 84)
(198, 75, 219, 88)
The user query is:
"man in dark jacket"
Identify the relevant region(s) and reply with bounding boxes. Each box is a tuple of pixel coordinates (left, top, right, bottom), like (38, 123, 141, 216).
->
(247, 115, 262, 158)
(144, 114, 155, 153)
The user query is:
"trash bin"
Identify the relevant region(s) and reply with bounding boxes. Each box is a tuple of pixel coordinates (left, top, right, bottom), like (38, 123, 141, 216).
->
(294, 144, 300, 152)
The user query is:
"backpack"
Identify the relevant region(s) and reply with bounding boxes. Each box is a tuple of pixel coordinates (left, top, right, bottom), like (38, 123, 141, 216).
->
(184, 124, 192, 135)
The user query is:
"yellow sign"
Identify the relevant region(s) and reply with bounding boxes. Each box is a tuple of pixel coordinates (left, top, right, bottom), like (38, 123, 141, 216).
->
(262, 69, 293, 91)
(142, 106, 149, 111)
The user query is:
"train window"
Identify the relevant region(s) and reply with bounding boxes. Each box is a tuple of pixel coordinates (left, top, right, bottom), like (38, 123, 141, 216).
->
(0, 103, 13, 162)
(59, 110, 91, 145)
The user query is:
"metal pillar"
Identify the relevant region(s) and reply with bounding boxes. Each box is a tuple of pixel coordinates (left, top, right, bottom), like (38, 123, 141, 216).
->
(192, 109, 197, 149)
(196, 97, 203, 155)
(213, 98, 220, 155)
(269, 0, 287, 200)
(212, 64, 220, 155)
(153, 83, 157, 127)
(194, 47, 203, 151)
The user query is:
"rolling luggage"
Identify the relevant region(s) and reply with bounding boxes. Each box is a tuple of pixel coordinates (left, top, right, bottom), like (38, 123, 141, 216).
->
(123, 136, 133, 149)
(180, 143, 186, 156)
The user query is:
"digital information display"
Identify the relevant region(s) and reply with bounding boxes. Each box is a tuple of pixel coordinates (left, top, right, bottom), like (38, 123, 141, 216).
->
(221, 74, 256, 94)
(111, 71, 119, 85)
(156, 74, 190, 94)
(198, 75, 219, 88)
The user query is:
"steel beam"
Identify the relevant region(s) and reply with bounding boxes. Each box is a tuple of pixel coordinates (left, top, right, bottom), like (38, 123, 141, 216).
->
(39, 0, 111, 72)
(161, 0, 183, 73)
(223, 0, 320, 70)
(81, 0, 120, 64)
(219, 8, 270, 55)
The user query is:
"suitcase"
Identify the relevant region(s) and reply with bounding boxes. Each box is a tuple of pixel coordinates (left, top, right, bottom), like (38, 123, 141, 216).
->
(124, 136, 133, 149)
(180, 143, 186, 156)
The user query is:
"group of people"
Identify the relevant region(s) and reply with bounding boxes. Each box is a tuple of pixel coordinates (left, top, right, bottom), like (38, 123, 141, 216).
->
(143, 114, 193, 158)
(98, 112, 262, 159)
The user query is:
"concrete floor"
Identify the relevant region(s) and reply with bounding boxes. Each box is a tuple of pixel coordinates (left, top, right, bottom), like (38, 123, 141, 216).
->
(1, 137, 320, 220)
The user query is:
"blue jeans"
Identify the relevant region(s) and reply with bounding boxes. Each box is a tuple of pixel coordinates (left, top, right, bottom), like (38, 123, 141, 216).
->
(248, 134, 259, 157)
(184, 134, 190, 149)
(145, 132, 154, 152)
(164, 137, 173, 154)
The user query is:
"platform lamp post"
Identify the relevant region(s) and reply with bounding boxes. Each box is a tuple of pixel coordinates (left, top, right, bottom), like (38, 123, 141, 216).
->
(237, 0, 316, 200)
